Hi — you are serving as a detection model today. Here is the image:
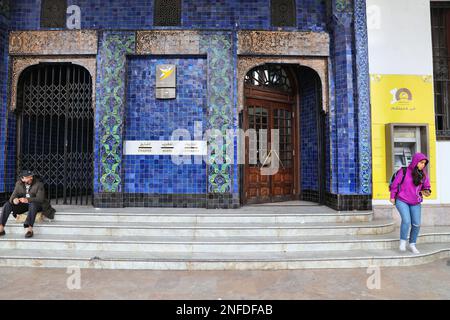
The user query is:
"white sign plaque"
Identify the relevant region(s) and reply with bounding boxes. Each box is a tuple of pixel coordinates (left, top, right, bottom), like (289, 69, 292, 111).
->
(123, 140, 207, 156)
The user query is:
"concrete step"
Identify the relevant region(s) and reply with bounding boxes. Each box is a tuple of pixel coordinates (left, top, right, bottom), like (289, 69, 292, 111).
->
(0, 242, 449, 270)
(51, 209, 373, 224)
(51, 205, 345, 214)
(44, 206, 374, 228)
(4, 219, 395, 237)
(0, 228, 449, 253)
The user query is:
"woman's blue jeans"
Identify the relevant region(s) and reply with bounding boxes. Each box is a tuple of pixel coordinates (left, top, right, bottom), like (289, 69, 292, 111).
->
(395, 199, 421, 244)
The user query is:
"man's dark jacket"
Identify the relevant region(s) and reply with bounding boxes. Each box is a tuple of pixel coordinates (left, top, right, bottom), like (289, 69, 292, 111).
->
(9, 178, 55, 219)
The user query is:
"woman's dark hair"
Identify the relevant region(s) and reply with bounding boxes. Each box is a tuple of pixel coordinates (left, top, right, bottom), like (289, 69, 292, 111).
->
(412, 166, 426, 186)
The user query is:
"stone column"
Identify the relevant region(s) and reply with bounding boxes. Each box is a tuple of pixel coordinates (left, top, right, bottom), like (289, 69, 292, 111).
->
(326, 0, 371, 210)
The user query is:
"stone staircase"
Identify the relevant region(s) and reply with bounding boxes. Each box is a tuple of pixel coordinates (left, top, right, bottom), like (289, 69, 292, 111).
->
(0, 205, 449, 270)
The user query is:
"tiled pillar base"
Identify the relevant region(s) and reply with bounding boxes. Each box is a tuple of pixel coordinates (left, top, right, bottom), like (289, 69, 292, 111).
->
(93, 193, 124, 208)
(206, 193, 240, 209)
(93, 193, 241, 209)
(324, 193, 372, 211)
(0, 192, 10, 206)
(299, 190, 320, 203)
(124, 194, 207, 208)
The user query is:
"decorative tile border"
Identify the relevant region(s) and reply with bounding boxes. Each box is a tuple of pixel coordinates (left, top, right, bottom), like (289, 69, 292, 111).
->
(335, 0, 353, 13)
(9, 30, 98, 56)
(200, 33, 234, 195)
(354, 0, 372, 195)
(237, 31, 330, 56)
(9, 56, 96, 111)
(95, 32, 135, 195)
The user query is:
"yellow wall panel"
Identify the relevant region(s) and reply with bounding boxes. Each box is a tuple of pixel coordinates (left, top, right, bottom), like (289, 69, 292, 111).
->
(370, 74, 437, 200)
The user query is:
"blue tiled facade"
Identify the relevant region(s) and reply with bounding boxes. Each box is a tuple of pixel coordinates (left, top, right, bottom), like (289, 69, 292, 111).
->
(124, 56, 207, 194)
(8, 0, 327, 31)
(300, 72, 319, 192)
(328, 2, 358, 194)
(0, 0, 373, 210)
(0, 0, 9, 196)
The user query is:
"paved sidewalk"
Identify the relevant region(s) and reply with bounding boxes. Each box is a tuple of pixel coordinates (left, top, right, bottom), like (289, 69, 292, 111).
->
(0, 259, 449, 299)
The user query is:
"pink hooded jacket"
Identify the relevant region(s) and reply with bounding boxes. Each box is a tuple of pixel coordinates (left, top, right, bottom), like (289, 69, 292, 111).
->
(389, 152, 431, 205)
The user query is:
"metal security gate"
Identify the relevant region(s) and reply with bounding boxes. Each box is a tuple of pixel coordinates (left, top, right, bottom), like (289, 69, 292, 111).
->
(16, 63, 94, 205)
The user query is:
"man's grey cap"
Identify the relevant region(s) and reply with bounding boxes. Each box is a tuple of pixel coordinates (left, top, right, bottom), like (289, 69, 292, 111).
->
(20, 170, 35, 178)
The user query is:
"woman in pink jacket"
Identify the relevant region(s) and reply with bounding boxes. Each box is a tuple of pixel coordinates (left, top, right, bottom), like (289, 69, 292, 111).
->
(389, 152, 431, 254)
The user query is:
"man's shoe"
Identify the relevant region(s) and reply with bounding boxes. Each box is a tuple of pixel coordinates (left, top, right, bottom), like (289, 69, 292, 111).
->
(0, 230, 5, 236)
(25, 230, 33, 238)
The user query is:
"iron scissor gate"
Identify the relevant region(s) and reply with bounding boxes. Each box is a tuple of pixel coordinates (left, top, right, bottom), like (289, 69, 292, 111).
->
(16, 63, 94, 205)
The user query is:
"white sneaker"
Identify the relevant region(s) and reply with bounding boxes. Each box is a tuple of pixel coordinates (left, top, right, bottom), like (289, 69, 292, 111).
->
(399, 239, 407, 252)
(408, 243, 420, 254)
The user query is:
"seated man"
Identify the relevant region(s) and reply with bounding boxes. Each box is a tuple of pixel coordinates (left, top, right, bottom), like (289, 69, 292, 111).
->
(0, 170, 55, 238)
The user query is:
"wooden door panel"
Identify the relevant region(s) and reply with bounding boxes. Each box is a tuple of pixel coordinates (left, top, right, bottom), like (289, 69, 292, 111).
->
(284, 174, 293, 183)
(260, 187, 270, 197)
(271, 105, 294, 200)
(244, 88, 295, 204)
(272, 186, 283, 196)
(272, 173, 283, 183)
(248, 171, 259, 184)
(248, 188, 258, 198)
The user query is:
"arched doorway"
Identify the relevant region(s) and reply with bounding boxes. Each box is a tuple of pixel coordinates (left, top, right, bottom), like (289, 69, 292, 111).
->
(16, 63, 94, 205)
(295, 65, 326, 205)
(241, 64, 298, 204)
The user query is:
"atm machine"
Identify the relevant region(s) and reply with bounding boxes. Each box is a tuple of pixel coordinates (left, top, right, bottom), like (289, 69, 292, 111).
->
(385, 123, 429, 181)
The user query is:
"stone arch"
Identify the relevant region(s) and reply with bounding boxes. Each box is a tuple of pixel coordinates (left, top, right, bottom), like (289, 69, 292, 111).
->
(10, 57, 96, 112)
(237, 57, 329, 114)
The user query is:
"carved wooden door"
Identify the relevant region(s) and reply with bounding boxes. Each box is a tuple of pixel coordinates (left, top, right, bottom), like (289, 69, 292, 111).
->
(243, 96, 295, 204)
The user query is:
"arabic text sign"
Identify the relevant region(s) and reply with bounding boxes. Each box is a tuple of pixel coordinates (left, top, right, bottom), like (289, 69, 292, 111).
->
(123, 140, 207, 156)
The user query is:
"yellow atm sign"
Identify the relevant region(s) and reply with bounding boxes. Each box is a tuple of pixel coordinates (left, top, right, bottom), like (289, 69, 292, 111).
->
(370, 74, 437, 200)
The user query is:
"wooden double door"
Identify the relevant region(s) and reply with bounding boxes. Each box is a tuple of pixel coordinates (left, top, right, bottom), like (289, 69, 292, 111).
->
(243, 90, 296, 204)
